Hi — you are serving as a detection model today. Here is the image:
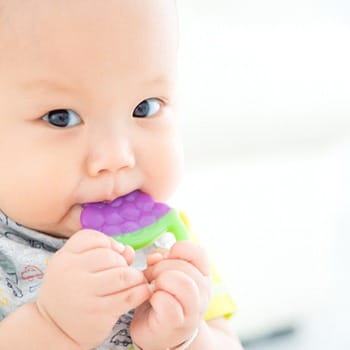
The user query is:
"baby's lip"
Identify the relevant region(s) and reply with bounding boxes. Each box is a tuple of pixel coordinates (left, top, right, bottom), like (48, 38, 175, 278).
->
(81, 189, 140, 206)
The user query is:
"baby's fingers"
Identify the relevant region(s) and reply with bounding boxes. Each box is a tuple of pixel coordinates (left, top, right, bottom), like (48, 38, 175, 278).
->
(79, 248, 128, 272)
(103, 283, 152, 317)
(152, 270, 201, 322)
(92, 267, 148, 296)
(144, 259, 210, 301)
(168, 241, 210, 276)
(149, 289, 184, 326)
(65, 229, 117, 253)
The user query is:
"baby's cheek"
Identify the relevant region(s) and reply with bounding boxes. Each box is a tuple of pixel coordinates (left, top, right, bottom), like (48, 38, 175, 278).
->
(141, 129, 183, 201)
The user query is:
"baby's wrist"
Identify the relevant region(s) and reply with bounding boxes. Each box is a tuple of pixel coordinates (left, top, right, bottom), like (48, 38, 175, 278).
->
(169, 327, 199, 350)
(133, 326, 199, 350)
(34, 301, 82, 350)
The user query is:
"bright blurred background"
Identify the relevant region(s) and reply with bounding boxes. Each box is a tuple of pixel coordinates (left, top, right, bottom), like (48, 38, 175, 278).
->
(174, 1, 350, 349)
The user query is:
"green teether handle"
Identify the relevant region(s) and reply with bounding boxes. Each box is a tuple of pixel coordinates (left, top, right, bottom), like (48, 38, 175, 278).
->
(113, 209, 189, 250)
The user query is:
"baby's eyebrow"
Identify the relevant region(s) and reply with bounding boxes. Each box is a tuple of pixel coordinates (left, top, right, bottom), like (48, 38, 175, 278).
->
(19, 78, 77, 94)
(20, 75, 173, 94)
(142, 75, 172, 86)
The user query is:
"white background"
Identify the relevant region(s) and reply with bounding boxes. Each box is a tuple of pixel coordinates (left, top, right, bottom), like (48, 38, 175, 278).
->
(175, 1, 350, 348)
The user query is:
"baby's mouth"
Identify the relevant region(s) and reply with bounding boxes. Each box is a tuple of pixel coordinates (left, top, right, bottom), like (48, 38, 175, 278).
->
(82, 189, 138, 207)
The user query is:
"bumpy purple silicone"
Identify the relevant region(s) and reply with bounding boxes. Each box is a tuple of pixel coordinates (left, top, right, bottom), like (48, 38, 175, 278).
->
(80, 190, 170, 236)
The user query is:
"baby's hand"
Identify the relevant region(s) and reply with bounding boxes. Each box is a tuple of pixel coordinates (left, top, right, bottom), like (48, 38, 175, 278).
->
(36, 229, 152, 349)
(130, 241, 211, 350)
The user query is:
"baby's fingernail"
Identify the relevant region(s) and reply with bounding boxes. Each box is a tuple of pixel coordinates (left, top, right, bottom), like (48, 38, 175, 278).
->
(111, 240, 125, 253)
(151, 248, 169, 258)
(151, 252, 163, 261)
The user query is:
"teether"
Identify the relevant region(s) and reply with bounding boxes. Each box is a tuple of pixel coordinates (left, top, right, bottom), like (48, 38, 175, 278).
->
(80, 190, 189, 249)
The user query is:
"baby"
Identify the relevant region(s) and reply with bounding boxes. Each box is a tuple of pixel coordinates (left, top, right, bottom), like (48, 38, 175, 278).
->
(0, 1, 242, 349)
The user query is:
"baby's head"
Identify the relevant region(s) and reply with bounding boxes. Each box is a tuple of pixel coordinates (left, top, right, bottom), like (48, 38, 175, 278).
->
(0, 0, 183, 237)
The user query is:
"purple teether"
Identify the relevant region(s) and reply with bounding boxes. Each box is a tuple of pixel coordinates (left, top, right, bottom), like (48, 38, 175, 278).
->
(81, 191, 170, 236)
(80, 190, 189, 249)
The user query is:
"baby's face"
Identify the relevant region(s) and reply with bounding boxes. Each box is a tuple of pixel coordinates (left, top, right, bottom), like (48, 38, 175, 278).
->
(0, 0, 182, 237)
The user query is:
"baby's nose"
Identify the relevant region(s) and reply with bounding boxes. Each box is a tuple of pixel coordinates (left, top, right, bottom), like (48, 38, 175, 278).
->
(86, 134, 135, 177)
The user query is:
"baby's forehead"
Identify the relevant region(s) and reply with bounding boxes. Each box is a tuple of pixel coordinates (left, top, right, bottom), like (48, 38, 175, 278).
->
(0, 1, 178, 108)
(0, 1, 177, 61)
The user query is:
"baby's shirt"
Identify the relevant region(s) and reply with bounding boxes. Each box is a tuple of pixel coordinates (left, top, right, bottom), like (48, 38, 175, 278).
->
(0, 211, 235, 349)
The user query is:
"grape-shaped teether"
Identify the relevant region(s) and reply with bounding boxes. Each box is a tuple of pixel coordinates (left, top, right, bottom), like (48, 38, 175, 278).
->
(80, 190, 189, 249)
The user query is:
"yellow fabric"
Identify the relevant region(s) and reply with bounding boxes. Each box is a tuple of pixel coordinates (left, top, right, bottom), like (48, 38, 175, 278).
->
(179, 212, 237, 320)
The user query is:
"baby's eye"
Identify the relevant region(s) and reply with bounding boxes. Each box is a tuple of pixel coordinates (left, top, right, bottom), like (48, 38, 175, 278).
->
(42, 109, 82, 128)
(133, 98, 162, 118)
